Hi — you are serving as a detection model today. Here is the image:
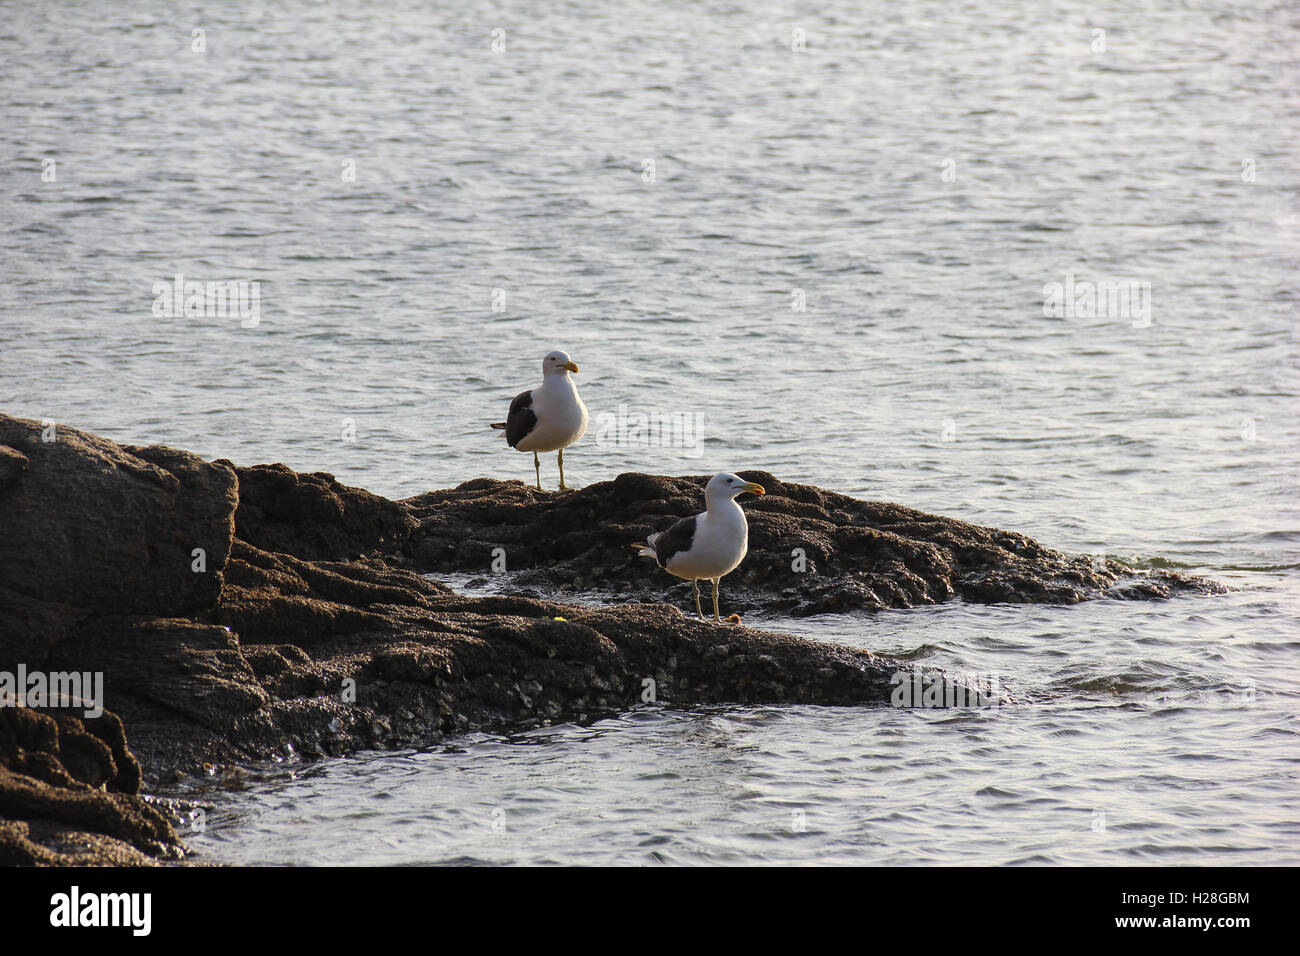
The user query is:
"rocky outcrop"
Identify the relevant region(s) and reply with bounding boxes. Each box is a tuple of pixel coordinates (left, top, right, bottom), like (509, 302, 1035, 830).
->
(0, 414, 1219, 865)
(231, 463, 413, 562)
(399, 472, 1221, 614)
(0, 707, 179, 865)
(0, 417, 236, 620)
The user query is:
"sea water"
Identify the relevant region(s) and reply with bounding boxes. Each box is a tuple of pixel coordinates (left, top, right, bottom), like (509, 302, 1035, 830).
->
(2, 0, 1297, 864)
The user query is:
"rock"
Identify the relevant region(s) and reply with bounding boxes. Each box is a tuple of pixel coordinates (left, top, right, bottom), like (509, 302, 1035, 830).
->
(402, 471, 1222, 615)
(0, 416, 236, 618)
(0, 707, 181, 864)
(0, 444, 27, 491)
(0, 414, 1219, 865)
(57, 618, 270, 735)
(231, 463, 414, 561)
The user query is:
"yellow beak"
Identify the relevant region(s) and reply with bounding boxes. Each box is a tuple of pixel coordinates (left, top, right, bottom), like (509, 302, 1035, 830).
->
(741, 482, 765, 495)
(562, 361, 579, 373)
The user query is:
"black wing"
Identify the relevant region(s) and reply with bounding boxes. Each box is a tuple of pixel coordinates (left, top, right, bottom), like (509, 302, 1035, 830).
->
(505, 389, 536, 448)
(653, 514, 697, 570)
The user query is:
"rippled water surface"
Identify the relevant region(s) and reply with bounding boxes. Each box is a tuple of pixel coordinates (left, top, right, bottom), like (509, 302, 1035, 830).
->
(4, 0, 1298, 864)
(178, 583, 1300, 866)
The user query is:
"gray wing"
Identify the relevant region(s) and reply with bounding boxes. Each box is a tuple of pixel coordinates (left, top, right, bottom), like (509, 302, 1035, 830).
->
(652, 514, 697, 570)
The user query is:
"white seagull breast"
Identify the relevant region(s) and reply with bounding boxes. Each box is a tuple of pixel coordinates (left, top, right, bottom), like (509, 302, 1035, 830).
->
(514, 375, 587, 452)
(663, 501, 749, 580)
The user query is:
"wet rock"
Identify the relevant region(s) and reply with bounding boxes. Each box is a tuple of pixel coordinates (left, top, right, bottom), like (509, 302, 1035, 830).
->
(0, 707, 181, 864)
(0, 414, 1216, 865)
(402, 471, 1222, 615)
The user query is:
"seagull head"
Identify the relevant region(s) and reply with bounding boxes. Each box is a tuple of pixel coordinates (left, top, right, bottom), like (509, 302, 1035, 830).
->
(542, 350, 579, 376)
(706, 472, 765, 501)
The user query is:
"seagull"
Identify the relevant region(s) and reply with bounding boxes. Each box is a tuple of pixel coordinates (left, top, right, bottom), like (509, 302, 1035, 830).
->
(489, 350, 588, 491)
(632, 473, 765, 622)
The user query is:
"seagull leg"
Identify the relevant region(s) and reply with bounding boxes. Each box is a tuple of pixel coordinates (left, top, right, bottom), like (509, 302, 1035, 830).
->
(533, 451, 541, 491)
(712, 578, 721, 623)
(558, 448, 567, 491)
(692, 579, 704, 620)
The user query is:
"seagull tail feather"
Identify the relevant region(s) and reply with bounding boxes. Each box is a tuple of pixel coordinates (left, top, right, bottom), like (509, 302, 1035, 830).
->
(489, 422, 506, 430)
(630, 542, 657, 559)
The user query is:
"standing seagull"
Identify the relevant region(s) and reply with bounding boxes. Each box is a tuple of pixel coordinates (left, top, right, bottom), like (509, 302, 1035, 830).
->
(489, 350, 588, 491)
(632, 473, 765, 622)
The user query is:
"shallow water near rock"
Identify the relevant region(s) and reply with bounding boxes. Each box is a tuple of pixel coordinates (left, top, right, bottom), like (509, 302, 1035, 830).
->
(173, 577, 1300, 865)
(5, 0, 1298, 864)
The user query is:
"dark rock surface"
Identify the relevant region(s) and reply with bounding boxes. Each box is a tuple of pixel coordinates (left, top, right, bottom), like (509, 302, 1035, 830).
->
(0, 707, 179, 865)
(0, 416, 236, 617)
(0, 414, 1219, 865)
(231, 462, 414, 562)
(400, 472, 1222, 615)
